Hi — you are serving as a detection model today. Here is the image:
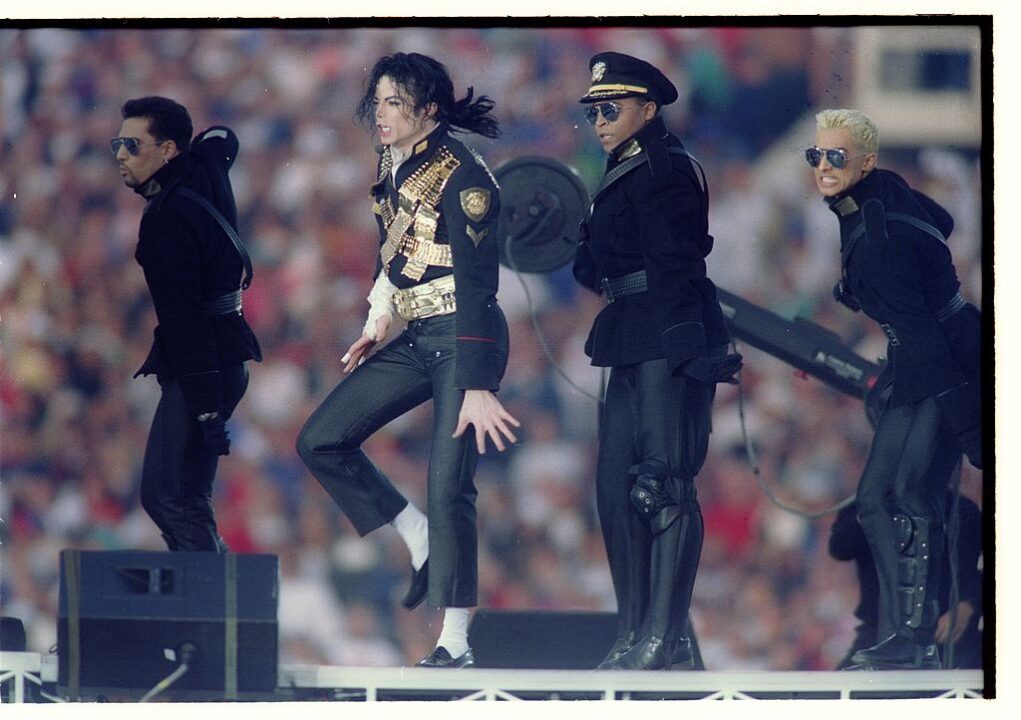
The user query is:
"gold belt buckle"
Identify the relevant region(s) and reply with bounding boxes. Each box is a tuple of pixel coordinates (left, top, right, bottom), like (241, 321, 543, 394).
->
(394, 276, 456, 320)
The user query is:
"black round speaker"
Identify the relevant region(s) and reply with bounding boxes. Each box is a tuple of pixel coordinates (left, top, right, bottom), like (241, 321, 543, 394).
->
(493, 156, 591, 273)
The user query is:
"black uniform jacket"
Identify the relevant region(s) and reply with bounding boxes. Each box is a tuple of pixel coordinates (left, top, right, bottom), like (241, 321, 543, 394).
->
(827, 168, 979, 407)
(573, 116, 730, 374)
(371, 124, 505, 390)
(134, 126, 262, 415)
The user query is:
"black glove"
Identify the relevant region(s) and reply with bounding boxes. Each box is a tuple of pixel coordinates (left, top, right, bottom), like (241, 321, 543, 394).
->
(833, 280, 861, 312)
(197, 414, 230, 456)
(681, 353, 743, 384)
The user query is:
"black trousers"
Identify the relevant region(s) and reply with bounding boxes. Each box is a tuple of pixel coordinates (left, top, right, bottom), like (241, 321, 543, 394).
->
(595, 357, 715, 640)
(297, 314, 495, 608)
(856, 395, 959, 642)
(141, 363, 249, 552)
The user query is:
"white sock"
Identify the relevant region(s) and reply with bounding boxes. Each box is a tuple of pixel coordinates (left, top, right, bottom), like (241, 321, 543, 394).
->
(436, 607, 470, 656)
(391, 502, 428, 571)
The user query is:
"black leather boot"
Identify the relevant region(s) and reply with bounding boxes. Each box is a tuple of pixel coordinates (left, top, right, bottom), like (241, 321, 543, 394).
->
(605, 496, 703, 671)
(602, 634, 671, 670)
(596, 631, 636, 669)
(854, 515, 943, 670)
(851, 630, 940, 669)
(670, 635, 696, 670)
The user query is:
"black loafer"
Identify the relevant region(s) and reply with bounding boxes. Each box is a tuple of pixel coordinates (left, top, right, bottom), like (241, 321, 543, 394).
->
(401, 559, 428, 609)
(416, 646, 475, 668)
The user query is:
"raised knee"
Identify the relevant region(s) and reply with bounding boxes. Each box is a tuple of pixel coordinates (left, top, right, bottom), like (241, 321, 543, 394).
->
(296, 422, 350, 463)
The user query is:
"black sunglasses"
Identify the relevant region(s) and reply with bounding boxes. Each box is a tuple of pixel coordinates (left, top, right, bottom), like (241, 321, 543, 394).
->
(110, 137, 166, 156)
(584, 102, 630, 125)
(805, 146, 850, 169)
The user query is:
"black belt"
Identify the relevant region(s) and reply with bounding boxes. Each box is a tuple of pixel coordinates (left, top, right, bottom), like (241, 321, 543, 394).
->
(600, 270, 648, 303)
(936, 292, 966, 322)
(202, 289, 242, 315)
(879, 323, 901, 346)
(879, 293, 967, 347)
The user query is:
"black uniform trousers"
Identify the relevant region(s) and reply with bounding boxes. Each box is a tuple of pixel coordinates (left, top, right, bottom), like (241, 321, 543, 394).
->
(141, 363, 249, 552)
(296, 314, 481, 608)
(856, 394, 959, 642)
(595, 356, 715, 640)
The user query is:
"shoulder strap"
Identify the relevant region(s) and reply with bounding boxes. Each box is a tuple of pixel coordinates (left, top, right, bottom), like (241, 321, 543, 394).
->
(176, 187, 253, 290)
(666, 146, 709, 197)
(594, 152, 648, 200)
(588, 146, 709, 219)
(887, 212, 948, 244)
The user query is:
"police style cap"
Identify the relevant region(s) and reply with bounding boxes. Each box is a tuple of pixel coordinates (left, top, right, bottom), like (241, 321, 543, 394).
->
(578, 51, 678, 106)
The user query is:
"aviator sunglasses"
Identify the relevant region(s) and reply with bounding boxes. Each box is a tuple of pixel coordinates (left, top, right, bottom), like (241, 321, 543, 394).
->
(584, 102, 637, 125)
(110, 137, 167, 156)
(804, 146, 852, 169)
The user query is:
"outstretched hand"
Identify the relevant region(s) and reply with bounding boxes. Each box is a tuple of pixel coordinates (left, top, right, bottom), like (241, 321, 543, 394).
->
(341, 316, 392, 373)
(453, 389, 521, 454)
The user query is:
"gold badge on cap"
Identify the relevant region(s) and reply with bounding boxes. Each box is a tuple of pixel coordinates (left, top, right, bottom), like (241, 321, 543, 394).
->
(460, 187, 491, 223)
(591, 61, 607, 82)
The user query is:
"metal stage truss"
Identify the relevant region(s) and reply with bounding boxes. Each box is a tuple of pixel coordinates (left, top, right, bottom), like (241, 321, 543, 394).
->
(277, 665, 986, 701)
(0, 652, 985, 702)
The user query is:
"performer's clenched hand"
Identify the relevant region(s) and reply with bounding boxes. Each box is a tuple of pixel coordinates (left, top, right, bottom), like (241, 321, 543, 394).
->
(453, 390, 521, 454)
(198, 415, 230, 456)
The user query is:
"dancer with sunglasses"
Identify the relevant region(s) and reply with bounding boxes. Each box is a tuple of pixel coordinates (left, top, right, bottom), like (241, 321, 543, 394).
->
(573, 53, 740, 670)
(296, 53, 519, 668)
(113, 97, 261, 551)
(808, 109, 982, 668)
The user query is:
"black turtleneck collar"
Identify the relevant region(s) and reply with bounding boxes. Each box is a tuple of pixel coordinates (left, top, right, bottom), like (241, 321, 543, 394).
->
(608, 115, 669, 164)
(825, 168, 882, 217)
(134, 152, 189, 200)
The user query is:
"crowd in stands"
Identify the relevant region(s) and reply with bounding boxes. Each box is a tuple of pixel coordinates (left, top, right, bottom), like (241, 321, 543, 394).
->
(0, 25, 985, 670)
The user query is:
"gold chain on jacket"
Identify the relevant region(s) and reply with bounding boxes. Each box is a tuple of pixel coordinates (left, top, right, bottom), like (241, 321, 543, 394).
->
(375, 146, 461, 281)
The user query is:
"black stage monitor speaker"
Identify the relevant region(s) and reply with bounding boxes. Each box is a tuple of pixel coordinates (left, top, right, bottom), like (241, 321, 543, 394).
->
(57, 550, 279, 699)
(469, 610, 617, 669)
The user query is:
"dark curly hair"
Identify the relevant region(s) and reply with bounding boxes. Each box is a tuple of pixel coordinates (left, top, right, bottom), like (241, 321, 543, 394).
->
(121, 96, 193, 151)
(355, 52, 500, 139)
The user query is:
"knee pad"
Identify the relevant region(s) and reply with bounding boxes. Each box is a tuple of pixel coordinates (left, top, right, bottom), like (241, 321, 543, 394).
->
(629, 461, 699, 535)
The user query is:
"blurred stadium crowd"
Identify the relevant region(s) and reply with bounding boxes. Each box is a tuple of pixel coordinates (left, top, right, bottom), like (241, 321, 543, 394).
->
(0, 25, 985, 671)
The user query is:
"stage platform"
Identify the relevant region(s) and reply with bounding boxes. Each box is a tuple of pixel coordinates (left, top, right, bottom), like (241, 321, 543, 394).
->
(0, 651, 986, 702)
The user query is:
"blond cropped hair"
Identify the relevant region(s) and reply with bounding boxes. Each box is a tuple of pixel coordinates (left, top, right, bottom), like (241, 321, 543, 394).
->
(815, 109, 879, 155)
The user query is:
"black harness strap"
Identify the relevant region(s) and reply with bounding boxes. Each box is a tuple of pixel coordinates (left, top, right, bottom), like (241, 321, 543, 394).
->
(588, 146, 708, 219)
(177, 187, 253, 290)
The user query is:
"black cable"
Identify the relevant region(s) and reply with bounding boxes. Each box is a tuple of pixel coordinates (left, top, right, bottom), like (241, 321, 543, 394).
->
(502, 234, 603, 404)
(733, 339, 855, 519)
(139, 643, 195, 703)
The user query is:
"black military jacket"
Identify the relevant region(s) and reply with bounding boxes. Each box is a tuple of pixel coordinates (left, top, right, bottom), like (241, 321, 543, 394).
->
(573, 116, 730, 373)
(134, 126, 262, 415)
(827, 168, 979, 407)
(371, 124, 506, 390)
